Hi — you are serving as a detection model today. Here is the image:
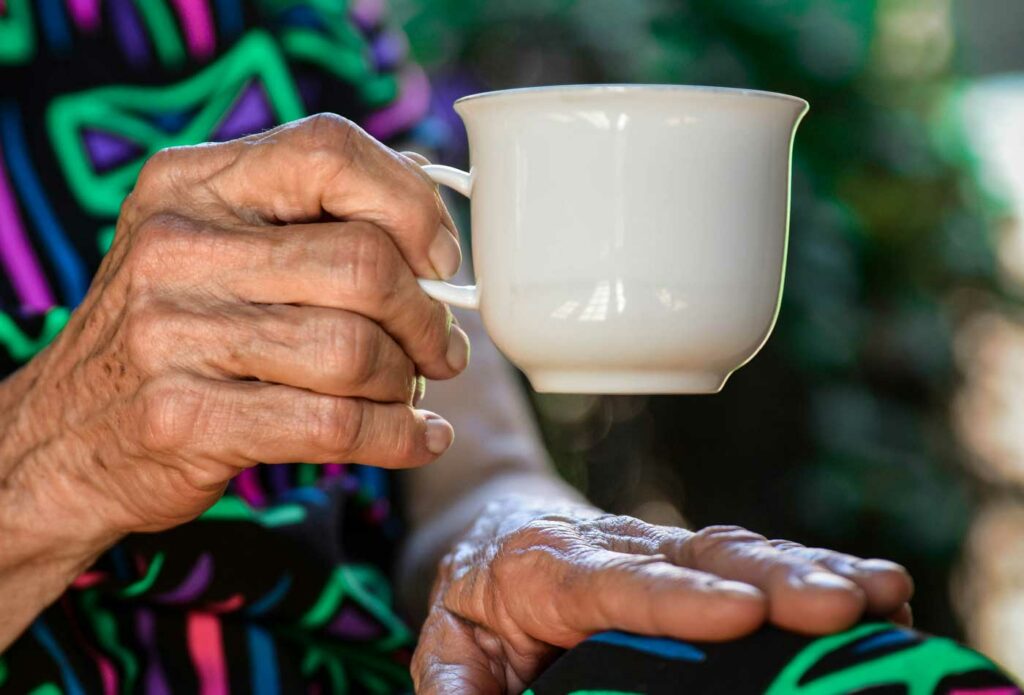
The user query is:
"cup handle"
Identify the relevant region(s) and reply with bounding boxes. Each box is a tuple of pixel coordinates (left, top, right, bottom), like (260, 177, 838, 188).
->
(417, 165, 480, 311)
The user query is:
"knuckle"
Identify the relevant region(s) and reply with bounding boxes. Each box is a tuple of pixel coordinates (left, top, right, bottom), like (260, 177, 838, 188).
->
(137, 375, 204, 453)
(345, 318, 382, 388)
(390, 186, 441, 238)
(308, 396, 364, 456)
(505, 519, 569, 553)
(126, 212, 197, 275)
(343, 226, 400, 302)
(135, 147, 176, 192)
(297, 113, 358, 171)
(123, 297, 173, 372)
(687, 525, 766, 561)
(306, 312, 353, 382)
(424, 301, 452, 350)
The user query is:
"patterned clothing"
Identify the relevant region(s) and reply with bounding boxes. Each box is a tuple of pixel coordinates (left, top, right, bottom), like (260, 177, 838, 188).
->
(528, 625, 1019, 695)
(0, 0, 425, 692)
(0, 1, 1020, 694)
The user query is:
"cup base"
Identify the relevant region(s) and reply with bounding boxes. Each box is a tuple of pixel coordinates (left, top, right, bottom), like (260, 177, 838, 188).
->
(526, 369, 730, 394)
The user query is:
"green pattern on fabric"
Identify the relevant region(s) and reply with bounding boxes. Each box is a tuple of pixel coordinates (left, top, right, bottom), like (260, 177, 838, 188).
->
(287, 629, 413, 694)
(0, 656, 7, 687)
(201, 495, 309, 526)
(131, 0, 186, 68)
(28, 685, 62, 695)
(0, 308, 70, 362)
(302, 647, 350, 693)
(280, 30, 398, 107)
(79, 590, 139, 693)
(298, 565, 411, 652)
(297, 463, 319, 487)
(0, 0, 35, 63)
(764, 623, 1000, 695)
(97, 225, 116, 254)
(258, 0, 398, 105)
(47, 31, 305, 216)
(119, 552, 166, 597)
(338, 565, 412, 652)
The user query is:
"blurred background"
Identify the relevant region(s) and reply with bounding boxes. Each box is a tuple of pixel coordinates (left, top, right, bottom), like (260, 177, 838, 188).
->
(380, 0, 1024, 676)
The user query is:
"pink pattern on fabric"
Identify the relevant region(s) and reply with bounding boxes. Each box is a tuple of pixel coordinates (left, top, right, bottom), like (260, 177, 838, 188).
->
(0, 152, 56, 314)
(350, 0, 384, 28)
(96, 656, 119, 695)
(71, 571, 109, 589)
(61, 595, 120, 695)
(66, 0, 101, 30)
(187, 612, 229, 695)
(171, 0, 216, 60)
(364, 66, 431, 141)
(205, 593, 245, 613)
(236, 467, 267, 507)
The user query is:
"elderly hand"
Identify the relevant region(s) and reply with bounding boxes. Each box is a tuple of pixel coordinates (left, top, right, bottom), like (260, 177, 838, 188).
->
(412, 500, 913, 695)
(0, 114, 468, 554)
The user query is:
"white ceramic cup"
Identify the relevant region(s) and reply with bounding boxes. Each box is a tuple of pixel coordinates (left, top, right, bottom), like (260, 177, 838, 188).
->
(418, 84, 808, 394)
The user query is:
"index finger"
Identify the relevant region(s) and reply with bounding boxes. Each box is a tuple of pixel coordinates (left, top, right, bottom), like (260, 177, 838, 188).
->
(144, 114, 462, 280)
(446, 546, 766, 648)
(667, 526, 867, 635)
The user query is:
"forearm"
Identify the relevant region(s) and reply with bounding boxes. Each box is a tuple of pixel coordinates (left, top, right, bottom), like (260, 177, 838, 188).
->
(395, 301, 590, 620)
(0, 361, 118, 651)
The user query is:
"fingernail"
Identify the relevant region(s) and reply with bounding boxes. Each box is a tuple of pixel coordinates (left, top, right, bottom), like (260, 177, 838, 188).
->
(429, 224, 461, 280)
(712, 580, 763, 599)
(801, 571, 858, 591)
(855, 559, 905, 574)
(422, 412, 454, 455)
(446, 324, 470, 372)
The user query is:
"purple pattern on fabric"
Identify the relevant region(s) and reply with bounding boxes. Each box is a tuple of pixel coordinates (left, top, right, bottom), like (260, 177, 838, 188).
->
(364, 67, 431, 140)
(371, 31, 407, 71)
(268, 464, 292, 496)
(341, 473, 360, 493)
(82, 128, 143, 172)
(296, 73, 323, 113)
(327, 604, 384, 639)
(235, 468, 267, 508)
(67, 0, 101, 31)
(349, 0, 383, 30)
(135, 609, 172, 695)
(153, 552, 214, 604)
(110, 0, 151, 67)
(213, 82, 274, 141)
(425, 71, 482, 159)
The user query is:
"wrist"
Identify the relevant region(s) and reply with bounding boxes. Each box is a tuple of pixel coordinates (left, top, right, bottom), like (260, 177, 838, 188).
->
(0, 364, 122, 574)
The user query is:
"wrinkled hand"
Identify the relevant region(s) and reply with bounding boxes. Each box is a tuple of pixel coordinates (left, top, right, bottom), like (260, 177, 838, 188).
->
(0, 114, 467, 552)
(413, 502, 913, 694)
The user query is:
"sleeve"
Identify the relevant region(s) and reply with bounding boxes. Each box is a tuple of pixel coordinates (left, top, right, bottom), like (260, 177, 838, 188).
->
(0, 307, 71, 378)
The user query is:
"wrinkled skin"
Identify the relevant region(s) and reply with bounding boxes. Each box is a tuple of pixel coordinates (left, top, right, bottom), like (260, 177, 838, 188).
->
(0, 114, 915, 690)
(0, 114, 468, 555)
(413, 501, 913, 694)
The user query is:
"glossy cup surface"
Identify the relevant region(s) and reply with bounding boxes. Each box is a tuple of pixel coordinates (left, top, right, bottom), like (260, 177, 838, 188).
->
(457, 85, 808, 393)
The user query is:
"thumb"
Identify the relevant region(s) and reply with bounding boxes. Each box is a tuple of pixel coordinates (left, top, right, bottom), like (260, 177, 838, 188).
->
(413, 612, 504, 695)
(417, 662, 502, 695)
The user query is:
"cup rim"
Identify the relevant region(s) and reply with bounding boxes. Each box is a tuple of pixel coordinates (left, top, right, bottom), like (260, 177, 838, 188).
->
(455, 83, 809, 111)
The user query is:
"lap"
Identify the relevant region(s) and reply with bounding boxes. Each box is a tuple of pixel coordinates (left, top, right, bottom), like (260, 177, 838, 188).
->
(527, 622, 1019, 695)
